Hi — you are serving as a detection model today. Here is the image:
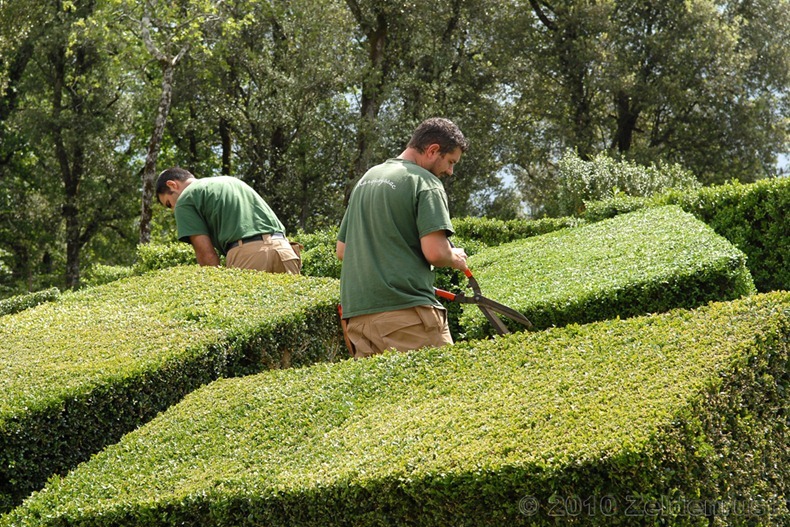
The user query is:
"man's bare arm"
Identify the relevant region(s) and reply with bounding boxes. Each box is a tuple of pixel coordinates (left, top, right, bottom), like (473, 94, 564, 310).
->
(190, 234, 221, 266)
(420, 231, 467, 270)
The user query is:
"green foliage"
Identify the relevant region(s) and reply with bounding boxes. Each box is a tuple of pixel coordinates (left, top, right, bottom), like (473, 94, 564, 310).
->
(551, 150, 700, 217)
(583, 176, 790, 292)
(5, 291, 789, 526)
(0, 266, 342, 511)
(0, 287, 59, 317)
(457, 206, 754, 339)
(453, 215, 587, 246)
(291, 229, 342, 279)
(82, 264, 136, 287)
(133, 242, 198, 273)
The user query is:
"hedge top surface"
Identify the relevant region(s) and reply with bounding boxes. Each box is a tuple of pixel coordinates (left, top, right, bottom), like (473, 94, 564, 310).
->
(459, 205, 753, 331)
(0, 266, 339, 420)
(7, 291, 788, 524)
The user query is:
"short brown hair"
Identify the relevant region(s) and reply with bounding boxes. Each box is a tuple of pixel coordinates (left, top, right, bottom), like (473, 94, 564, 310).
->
(407, 117, 469, 154)
(155, 167, 193, 196)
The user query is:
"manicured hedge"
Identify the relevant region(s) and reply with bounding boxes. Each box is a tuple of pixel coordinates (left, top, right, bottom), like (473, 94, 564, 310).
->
(455, 206, 754, 339)
(5, 292, 788, 526)
(582, 176, 790, 292)
(0, 267, 342, 512)
(452, 215, 586, 246)
(0, 288, 59, 317)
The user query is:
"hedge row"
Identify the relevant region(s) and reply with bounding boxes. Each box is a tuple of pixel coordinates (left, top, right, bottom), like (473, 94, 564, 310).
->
(451, 215, 586, 246)
(581, 176, 790, 292)
(5, 291, 789, 526)
(0, 288, 60, 317)
(0, 267, 342, 512)
(454, 205, 755, 339)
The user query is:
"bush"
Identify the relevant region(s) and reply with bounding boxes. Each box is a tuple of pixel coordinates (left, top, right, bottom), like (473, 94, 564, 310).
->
(82, 264, 136, 287)
(453, 215, 586, 247)
(6, 292, 788, 526)
(0, 287, 60, 317)
(582, 177, 790, 292)
(0, 267, 342, 512)
(455, 206, 754, 339)
(133, 242, 198, 273)
(551, 150, 700, 217)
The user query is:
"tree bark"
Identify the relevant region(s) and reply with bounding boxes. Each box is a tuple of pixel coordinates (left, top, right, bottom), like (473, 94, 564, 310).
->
(344, 1, 390, 205)
(138, 8, 189, 244)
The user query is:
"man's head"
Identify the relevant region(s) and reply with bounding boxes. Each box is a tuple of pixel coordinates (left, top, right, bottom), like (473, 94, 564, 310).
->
(407, 117, 469, 155)
(405, 118, 468, 178)
(156, 167, 195, 209)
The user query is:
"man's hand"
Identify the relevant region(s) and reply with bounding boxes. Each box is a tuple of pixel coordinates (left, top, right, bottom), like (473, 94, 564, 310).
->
(420, 231, 468, 271)
(190, 234, 220, 266)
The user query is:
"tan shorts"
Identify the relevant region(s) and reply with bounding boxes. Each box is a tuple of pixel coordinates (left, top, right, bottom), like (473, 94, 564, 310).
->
(346, 305, 453, 359)
(226, 235, 301, 274)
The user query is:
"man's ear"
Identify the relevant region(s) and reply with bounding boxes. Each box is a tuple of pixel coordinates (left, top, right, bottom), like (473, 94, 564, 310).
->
(165, 179, 179, 192)
(425, 144, 441, 157)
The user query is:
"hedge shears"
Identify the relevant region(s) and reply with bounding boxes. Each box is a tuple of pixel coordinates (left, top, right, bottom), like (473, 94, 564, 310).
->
(435, 268, 533, 334)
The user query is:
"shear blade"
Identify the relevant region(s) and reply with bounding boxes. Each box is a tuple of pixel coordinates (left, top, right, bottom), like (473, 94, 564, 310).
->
(479, 306, 510, 335)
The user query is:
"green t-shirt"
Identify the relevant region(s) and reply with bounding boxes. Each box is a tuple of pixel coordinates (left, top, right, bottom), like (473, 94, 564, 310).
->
(338, 158, 454, 318)
(174, 176, 285, 254)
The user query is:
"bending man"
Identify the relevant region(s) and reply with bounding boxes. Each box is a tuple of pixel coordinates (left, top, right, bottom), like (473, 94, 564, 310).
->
(156, 168, 301, 273)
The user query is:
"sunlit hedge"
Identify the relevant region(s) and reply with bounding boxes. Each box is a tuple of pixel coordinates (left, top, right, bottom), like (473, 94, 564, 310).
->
(582, 176, 790, 292)
(0, 287, 59, 317)
(5, 292, 788, 526)
(455, 206, 754, 339)
(0, 267, 342, 512)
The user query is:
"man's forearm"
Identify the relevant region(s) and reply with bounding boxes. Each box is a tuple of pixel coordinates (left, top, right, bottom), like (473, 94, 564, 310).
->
(190, 235, 221, 266)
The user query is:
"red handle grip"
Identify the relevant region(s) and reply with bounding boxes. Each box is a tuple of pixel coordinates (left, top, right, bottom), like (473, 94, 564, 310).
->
(434, 288, 457, 301)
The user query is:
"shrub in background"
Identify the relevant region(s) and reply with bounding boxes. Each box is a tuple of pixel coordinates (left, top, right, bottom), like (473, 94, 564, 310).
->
(457, 206, 754, 339)
(134, 242, 198, 272)
(0, 266, 342, 512)
(82, 264, 136, 287)
(452, 215, 585, 247)
(0, 287, 60, 317)
(5, 292, 788, 526)
(550, 149, 700, 217)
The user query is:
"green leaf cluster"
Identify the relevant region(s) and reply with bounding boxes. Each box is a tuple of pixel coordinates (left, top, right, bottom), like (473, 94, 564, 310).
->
(456, 206, 754, 339)
(452, 215, 587, 247)
(5, 291, 788, 526)
(583, 176, 790, 292)
(0, 266, 342, 510)
(0, 288, 59, 317)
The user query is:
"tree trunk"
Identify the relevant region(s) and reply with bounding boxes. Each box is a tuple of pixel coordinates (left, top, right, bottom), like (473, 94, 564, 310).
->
(139, 60, 176, 244)
(613, 90, 640, 153)
(51, 43, 85, 289)
(345, 1, 390, 205)
(219, 116, 232, 175)
(137, 5, 189, 245)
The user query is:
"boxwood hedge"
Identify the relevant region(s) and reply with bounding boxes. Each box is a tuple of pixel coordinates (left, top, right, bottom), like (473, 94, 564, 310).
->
(0, 288, 60, 317)
(582, 176, 790, 293)
(5, 292, 788, 526)
(0, 267, 342, 512)
(454, 205, 755, 339)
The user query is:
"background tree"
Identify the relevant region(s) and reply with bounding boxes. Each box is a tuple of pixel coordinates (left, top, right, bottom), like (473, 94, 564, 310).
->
(0, 0, 787, 294)
(1, 0, 138, 289)
(494, 0, 790, 215)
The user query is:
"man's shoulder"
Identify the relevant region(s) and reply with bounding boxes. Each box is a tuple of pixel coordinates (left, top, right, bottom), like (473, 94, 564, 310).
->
(363, 159, 441, 187)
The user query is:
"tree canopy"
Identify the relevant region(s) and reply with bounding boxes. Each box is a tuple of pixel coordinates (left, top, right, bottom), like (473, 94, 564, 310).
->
(0, 0, 787, 293)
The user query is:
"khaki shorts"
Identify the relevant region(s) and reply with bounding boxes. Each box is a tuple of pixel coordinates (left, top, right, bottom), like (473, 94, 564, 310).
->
(346, 305, 453, 359)
(226, 235, 301, 274)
